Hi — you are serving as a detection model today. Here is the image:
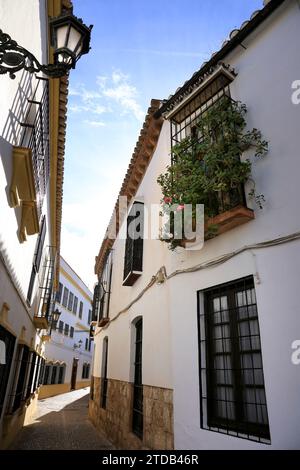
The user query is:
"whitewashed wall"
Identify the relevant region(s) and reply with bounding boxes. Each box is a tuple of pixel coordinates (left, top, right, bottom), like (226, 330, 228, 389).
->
(93, 0, 300, 450)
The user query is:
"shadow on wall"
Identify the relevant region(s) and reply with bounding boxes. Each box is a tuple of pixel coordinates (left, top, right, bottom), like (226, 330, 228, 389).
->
(8, 392, 114, 450)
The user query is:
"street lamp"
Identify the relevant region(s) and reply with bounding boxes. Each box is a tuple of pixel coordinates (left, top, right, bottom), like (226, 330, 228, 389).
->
(0, 12, 92, 79)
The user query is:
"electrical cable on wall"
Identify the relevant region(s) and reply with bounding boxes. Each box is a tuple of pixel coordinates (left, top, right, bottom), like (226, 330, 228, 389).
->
(94, 230, 300, 336)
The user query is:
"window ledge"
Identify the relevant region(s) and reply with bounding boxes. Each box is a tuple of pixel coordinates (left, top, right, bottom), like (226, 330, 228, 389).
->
(33, 316, 49, 330)
(9, 146, 36, 208)
(205, 205, 254, 239)
(123, 270, 142, 287)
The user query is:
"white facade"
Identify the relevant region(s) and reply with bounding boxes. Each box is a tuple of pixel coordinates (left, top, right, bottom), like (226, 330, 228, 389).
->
(92, 0, 300, 450)
(41, 256, 93, 396)
(0, 0, 70, 449)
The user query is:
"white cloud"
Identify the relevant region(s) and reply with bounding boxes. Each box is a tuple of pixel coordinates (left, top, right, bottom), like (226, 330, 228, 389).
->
(70, 70, 144, 122)
(83, 119, 106, 127)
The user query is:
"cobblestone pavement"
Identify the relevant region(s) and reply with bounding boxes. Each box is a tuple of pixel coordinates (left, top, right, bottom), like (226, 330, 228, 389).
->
(10, 388, 114, 450)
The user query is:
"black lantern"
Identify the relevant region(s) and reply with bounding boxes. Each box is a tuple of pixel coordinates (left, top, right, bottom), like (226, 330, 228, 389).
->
(50, 13, 92, 69)
(52, 308, 61, 324)
(0, 13, 92, 79)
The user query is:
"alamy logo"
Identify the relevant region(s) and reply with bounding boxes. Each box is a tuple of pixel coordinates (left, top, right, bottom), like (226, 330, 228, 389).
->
(291, 80, 300, 105)
(291, 340, 300, 365)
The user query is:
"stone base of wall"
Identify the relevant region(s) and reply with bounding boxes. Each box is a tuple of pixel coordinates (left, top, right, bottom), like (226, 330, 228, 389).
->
(0, 390, 39, 449)
(89, 377, 174, 450)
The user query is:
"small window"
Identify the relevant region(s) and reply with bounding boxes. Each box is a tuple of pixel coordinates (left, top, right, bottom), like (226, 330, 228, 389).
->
(82, 363, 89, 379)
(43, 365, 50, 385)
(85, 338, 88, 351)
(73, 296, 78, 315)
(88, 309, 92, 324)
(123, 202, 144, 287)
(79, 301, 83, 319)
(68, 292, 74, 311)
(0, 326, 16, 419)
(70, 327, 74, 338)
(62, 287, 69, 308)
(58, 321, 64, 334)
(198, 276, 270, 442)
(56, 282, 63, 303)
(64, 324, 69, 336)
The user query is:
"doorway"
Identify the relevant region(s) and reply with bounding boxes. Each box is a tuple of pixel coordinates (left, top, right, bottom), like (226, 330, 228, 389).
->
(71, 358, 78, 390)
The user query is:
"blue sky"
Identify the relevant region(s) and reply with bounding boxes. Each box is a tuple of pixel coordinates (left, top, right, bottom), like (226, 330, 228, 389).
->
(61, 0, 263, 288)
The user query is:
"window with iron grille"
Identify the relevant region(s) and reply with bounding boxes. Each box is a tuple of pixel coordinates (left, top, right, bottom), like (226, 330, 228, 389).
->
(68, 292, 74, 311)
(56, 282, 63, 303)
(58, 321, 64, 334)
(58, 366, 65, 384)
(85, 338, 88, 351)
(170, 71, 246, 217)
(70, 327, 74, 338)
(88, 309, 92, 324)
(198, 276, 270, 443)
(0, 326, 16, 419)
(101, 337, 108, 409)
(26, 352, 37, 399)
(123, 202, 144, 287)
(132, 318, 143, 438)
(11, 345, 30, 412)
(73, 296, 78, 315)
(19, 77, 50, 216)
(27, 216, 47, 304)
(33, 356, 41, 391)
(64, 324, 69, 336)
(62, 287, 69, 308)
(38, 359, 45, 386)
(79, 301, 83, 319)
(51, 366, 58, 384)
(43, 365, 50, 385)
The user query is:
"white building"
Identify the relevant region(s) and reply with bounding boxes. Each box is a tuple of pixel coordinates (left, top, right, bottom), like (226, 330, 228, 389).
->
(39, 256, 93, 398)
(90, 0, 300, 450)
(0, 0, 81, 449)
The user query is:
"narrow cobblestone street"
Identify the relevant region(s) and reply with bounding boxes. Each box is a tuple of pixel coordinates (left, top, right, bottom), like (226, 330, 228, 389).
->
(10, 388, 114, 450)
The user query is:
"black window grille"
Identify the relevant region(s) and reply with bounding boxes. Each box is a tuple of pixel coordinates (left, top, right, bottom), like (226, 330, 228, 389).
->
(79, 301, 83, 319)
(38, 358, 45, 386)
(123, 202, 144, 287)
(27, 216, 46, 305)
(58, 321, 64, 334)
(33, 356, 41, 391)
(101, 338, 108, 409)
(198, 276, 270, 443)
(37, 245, 56, 321)
(88, 310, 92, 324)
(64, 324, 69, 336)
(11, 345, 30, 412)
(85, 338, 88, 351)
(56, 282, 63, 303)
(62, 287, 69, 308)
(170, 73, 246, 217)
(51, 366, 57, 384)
(82, 364, 86, 379)
(58, 366, 65, 384)
(132, 318, 143, 438)
(43, 365, 50, 385)
(73, 296, 78, 315)
(20, 77, 50, 216)
(70, 327, 74, 338)
(68, 292, 74, 311)
(0, 326, 16, 419)
(26, 352, 37, 399)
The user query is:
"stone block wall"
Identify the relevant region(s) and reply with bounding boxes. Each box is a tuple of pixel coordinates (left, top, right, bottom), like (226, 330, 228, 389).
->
(89, 377, 174, 450)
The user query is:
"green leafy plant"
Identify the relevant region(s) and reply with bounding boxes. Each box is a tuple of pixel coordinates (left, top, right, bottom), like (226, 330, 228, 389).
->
(157, 96, 268, 250)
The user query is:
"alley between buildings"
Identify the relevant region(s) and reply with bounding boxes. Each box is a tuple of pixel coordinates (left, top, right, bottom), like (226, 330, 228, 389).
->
(10, 388, 114, 450)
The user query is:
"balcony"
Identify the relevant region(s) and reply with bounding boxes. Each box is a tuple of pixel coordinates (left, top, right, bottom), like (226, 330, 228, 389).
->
(33, 246, 56, 330)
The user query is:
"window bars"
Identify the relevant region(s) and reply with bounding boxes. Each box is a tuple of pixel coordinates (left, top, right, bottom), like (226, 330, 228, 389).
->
(20, 76, 50, 216)
(38, 245, 56, 321)
(0, 325, 16, 418)
(198, 276, 270, 443)
(132, 318, 143, 439)
(123, 202, 144, 287)
(170, 73, 246, 217)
